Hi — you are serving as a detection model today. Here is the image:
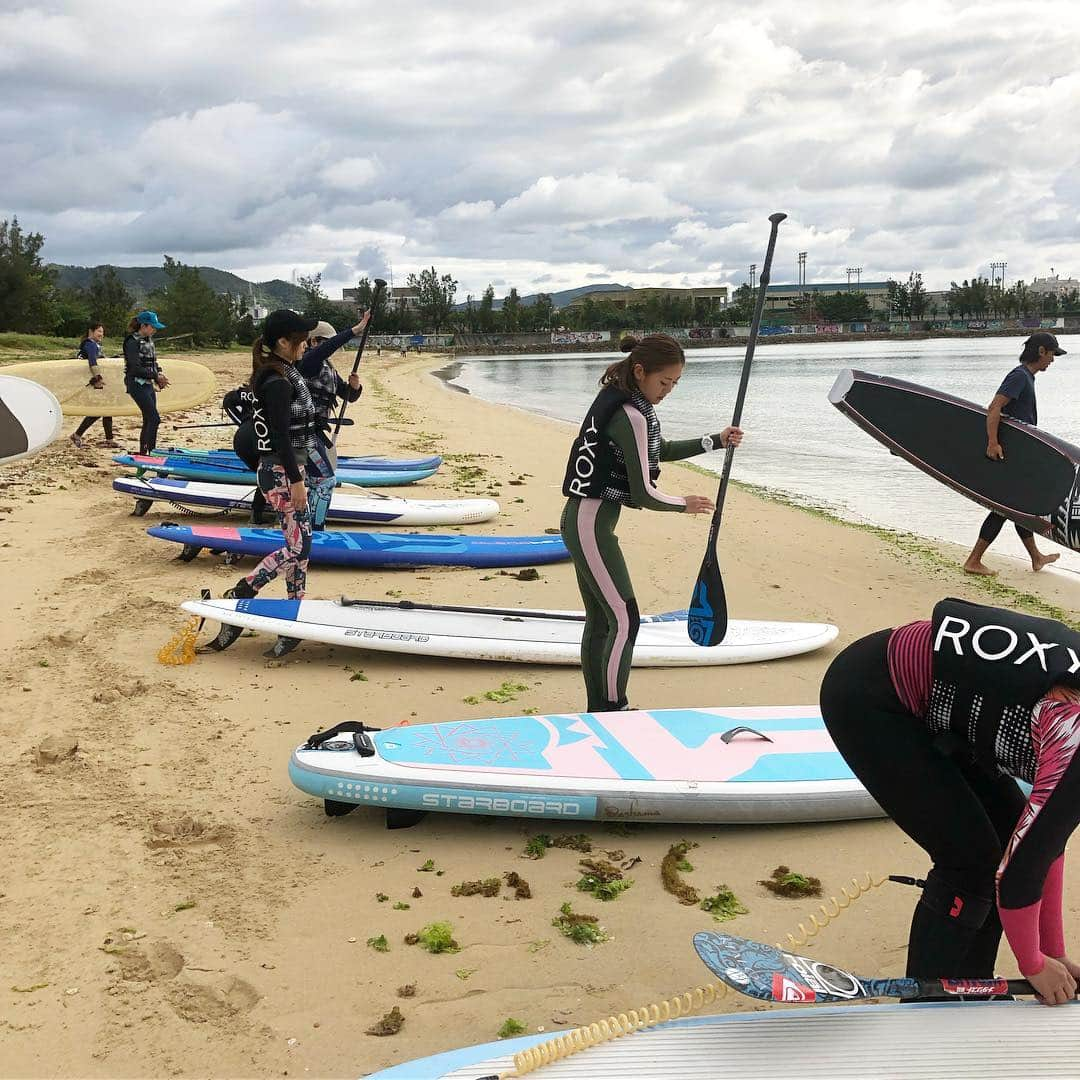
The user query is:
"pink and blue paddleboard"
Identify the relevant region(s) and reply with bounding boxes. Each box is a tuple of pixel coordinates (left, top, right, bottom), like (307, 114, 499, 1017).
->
(290, 706, 884, 824)
(151, 446, 442, 471)
(148, 523, 569, 568)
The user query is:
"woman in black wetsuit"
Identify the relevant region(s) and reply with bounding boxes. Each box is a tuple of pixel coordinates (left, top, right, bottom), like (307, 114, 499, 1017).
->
(210, 309, 318, 658)
(821, 597, 1080, 1004)
(123, 310, 169, 454)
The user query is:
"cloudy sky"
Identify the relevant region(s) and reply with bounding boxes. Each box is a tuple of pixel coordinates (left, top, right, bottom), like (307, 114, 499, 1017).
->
(3, 1, 1079, 299)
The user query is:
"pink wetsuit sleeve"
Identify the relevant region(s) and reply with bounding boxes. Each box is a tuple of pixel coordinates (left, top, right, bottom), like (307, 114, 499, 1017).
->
(999, 901, 1045, 976)
(1039, 855, 1066, 959)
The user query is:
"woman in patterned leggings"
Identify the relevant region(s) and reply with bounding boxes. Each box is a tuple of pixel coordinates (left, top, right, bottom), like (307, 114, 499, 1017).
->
(211, 309, 319, 659)
(820, 597, 1080, 1004)
(559, 334, 742, 713)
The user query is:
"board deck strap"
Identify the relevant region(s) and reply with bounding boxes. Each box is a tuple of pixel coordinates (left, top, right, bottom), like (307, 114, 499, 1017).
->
(829, 368, 1080, 548)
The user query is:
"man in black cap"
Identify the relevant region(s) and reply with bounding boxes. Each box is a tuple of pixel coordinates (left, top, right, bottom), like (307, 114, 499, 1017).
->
(963, 332, 1067, 575)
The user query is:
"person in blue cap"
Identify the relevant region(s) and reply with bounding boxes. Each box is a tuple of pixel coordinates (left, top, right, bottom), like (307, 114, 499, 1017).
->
(123, 310, 169, 454)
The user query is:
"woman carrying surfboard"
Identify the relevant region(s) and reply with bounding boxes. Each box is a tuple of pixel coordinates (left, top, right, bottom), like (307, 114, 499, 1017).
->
(70, 322, 118, 448)
(211, 309, 319, 658)
(298, 314, 369, 530)
(123, 310, 169, 454)
(560, 334, 742, 713)
(820, 598, 1080, 1005)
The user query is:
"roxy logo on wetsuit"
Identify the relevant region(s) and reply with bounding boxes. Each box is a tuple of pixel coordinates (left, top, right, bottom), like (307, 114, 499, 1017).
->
(934, 616, 1080, 673)
(567, 416, 601, 497)
(252, 399, 272, 455)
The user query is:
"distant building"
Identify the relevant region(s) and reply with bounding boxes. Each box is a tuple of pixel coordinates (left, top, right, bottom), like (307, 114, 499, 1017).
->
(764, 281, 893, 313)
(564, 285, 728, 311)
(1029, 274, 1079, 297)
(247, 303, 269, 322)
(342, 284, 422, 311)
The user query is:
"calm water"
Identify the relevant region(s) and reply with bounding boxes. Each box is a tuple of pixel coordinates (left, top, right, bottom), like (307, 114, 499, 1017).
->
(446, 337, 1080, 576)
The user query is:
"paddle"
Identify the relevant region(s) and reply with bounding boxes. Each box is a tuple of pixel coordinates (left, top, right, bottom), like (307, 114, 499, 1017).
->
(688, 211, 786, 646)
(332, 278, 387, 444)
(694, 930, 1039, 1003)
(339, 596, 689, 623)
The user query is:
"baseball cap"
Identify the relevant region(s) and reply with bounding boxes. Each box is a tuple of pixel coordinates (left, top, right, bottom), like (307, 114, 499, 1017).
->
(262, 309, 318, 344)
(309, 321, 336, 341)
(1022, 331, 1066, 359)
(136, 309, 166, 330)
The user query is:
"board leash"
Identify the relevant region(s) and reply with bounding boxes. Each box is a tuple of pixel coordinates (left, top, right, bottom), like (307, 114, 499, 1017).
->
(483, 871, 887, 1079)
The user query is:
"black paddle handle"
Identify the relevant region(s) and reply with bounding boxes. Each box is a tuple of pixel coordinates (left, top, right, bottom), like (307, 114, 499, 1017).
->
(332, 278, 387, 443)
(707, 211, 786, 539)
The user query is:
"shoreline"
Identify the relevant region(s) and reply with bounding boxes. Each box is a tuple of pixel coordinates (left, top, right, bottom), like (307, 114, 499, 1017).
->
(3, 348, 1080, 1078)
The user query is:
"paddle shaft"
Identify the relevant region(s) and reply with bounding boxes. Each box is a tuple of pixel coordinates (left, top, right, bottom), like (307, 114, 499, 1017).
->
(706, 211, 786, 545)
(332, 278, 386, 444)
(339, 596, 683, 624)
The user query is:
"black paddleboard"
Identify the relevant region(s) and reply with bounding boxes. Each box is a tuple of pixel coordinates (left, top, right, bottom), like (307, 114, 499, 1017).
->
(829, 369, 1080, 549)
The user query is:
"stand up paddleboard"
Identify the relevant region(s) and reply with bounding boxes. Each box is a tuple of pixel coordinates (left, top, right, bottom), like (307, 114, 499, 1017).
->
(151, 524, 569, 568)
(114, 453, 437, 487)
(114, 477, 499, 526)
(0, 375, 63, 464)
(289, 706, 883, 825)
(367, 1002, 1079, 1079)
(830, 369, 1080, 549)
(152, 446, 443, 472)
(4, 357, 215, 417)
(181, 596, 838, 665)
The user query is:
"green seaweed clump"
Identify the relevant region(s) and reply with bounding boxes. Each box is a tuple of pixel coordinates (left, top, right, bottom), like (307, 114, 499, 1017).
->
(661, 841, 700, 906)
(552, 902, 609, 945)
(451, 877, 501, 898)
(700, 885, 749, 922)
(498, 1017, 527, 1039)
(367, 934, 390, 952)
(551, 833, 592, 853)
(366, 1006, 404, 1036)
(523, 834, 552, 859)
(416, 921, 460, 954)
(760, 865, 823, 899)
(576, 858, 633, 901)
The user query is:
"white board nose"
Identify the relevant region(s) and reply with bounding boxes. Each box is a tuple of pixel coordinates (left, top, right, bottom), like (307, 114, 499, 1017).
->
(827, 369, 855, 405)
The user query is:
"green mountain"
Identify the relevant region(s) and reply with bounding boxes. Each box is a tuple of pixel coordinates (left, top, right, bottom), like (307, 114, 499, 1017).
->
(51, 264, 307, 308)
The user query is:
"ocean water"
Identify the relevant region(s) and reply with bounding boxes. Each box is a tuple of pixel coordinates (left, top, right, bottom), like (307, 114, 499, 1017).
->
(444, 337, 1080, 577)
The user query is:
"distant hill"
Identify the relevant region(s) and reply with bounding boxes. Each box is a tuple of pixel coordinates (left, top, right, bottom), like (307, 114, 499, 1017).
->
(51, 264, 308, 308)
(454, 282, 629, 312)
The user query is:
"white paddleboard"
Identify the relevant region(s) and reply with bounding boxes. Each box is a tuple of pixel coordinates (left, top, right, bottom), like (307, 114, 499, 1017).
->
(365, 1001, 1080, 1079)
(113, 476, 500, 526)
(290, 706, 882, 824)
(181, 597, 838, 666)
(0, 375, 63, 464)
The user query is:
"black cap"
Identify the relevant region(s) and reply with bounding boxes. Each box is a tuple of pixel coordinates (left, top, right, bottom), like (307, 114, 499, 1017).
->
(1022, 331, 1066, 360)
(262, 309, 318, 344)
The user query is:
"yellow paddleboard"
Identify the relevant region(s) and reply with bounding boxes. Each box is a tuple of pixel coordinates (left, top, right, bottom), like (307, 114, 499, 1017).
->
(1, 357, 217, 417)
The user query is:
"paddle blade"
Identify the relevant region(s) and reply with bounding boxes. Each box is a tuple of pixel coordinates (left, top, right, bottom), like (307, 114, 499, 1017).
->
(693, 931, 883, 1004)
(688, 554, 727, 645)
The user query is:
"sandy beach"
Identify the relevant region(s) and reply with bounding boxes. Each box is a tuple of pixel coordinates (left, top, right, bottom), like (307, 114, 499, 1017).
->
(3, 348, 1080, 1079)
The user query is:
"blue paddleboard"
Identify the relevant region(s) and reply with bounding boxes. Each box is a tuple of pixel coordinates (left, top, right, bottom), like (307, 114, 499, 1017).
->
(114, 453, 435, 488)
(151, 446, 443, 471)
(148, 523, 569, 568)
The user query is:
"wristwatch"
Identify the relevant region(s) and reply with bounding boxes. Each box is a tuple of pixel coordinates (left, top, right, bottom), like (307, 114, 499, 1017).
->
(700, 434, 715, 452)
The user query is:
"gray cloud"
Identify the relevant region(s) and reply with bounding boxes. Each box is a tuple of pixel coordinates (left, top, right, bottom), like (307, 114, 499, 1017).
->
(2, 1, 1080, 297)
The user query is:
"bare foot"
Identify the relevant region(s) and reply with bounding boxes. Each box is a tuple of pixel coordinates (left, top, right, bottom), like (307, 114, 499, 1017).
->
(963, 560, 998, 577)
(1032, 552, 1060, 572)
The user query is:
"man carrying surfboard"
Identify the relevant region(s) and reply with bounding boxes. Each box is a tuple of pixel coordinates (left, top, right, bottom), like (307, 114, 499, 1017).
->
(962, 332, 1065, 575)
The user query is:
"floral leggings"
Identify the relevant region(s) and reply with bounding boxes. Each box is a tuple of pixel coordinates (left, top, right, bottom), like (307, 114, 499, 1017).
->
(245, 462, 312, 599)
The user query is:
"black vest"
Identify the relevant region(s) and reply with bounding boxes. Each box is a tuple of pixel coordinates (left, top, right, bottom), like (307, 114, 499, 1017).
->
(252, 364, 316, 458)
(929, 598, 1080, 775)
(561, 386, 631, 499)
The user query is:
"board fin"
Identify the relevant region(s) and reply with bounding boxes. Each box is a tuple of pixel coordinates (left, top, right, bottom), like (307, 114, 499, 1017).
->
(324, 799, 358, 817)
(386, 808, 427, 830)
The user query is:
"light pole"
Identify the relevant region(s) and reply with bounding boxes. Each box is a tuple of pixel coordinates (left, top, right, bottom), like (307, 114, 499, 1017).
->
(989, 260, 1007, 291)
(749, 264, 756, 289)
(846, 266, 862, 288)
(797, 251, 807, 286)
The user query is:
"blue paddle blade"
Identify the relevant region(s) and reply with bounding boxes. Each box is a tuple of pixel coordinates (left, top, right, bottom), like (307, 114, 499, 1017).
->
(688, 560, 727, 646)
(693, 931, 914, 1003)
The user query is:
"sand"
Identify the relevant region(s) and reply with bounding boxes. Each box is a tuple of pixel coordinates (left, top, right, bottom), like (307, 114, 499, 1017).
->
(2, 348, 1080, 1079)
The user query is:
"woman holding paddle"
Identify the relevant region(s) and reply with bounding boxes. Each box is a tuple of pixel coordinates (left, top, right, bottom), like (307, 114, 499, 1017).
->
(820, 597, 1080, 1004)
(211, 309, 319, 658)
(560, 334, 742, 713)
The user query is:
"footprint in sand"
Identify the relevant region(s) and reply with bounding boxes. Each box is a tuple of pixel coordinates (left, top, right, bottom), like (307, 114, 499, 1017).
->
(112, 939, 186, 984)
(165, 975, 262, 1023)
(146, 814, 235, 849)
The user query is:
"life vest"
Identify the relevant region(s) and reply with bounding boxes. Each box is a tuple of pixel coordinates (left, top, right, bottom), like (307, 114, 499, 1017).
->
(929, 597, 1080, 777)
(251, 363, 316, 459)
